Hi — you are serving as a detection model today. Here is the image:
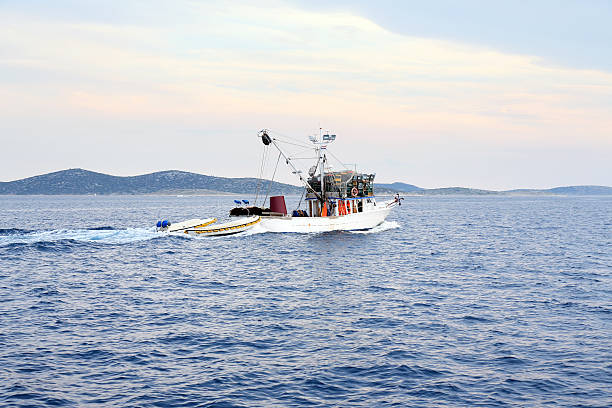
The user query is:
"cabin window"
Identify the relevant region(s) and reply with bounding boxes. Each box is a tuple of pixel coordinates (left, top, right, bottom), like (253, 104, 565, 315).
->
(358, 199, 363, 212)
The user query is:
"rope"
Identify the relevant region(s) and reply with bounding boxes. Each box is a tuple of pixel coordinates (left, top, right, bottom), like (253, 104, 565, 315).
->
(286, 145, 316, 160)
(269, 130, 313, 148)
(263, 151, 282, 207)
(296, 187, 306, 211)
(327, 150, 351, 170)
(254, 144, 269, 206)
(274, 138, 312, 149)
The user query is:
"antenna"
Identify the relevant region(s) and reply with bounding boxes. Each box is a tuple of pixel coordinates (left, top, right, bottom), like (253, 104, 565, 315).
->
(310, 130, 337, 146)
(322, 134, 336, 143)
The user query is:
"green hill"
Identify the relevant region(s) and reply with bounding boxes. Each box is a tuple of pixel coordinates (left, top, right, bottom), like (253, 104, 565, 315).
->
(0, 169, 302, 195)
(1, 169, 610, 196)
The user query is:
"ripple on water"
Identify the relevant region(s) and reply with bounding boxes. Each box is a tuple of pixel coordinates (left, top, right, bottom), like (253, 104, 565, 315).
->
(0, 195, 610, 406)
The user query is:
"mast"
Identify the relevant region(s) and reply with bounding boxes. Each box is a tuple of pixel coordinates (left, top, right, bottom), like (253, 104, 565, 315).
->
(320, 128, 325, 201)
(318, 129, 336, 201)
(259, 129, 324, 203)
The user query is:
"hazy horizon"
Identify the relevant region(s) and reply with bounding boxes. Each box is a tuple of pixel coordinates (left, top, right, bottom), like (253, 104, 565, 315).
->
(1, 1, 611, 189)
(2, 167, 611, 191)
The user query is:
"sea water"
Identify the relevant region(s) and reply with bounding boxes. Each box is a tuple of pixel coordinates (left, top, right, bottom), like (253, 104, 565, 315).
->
(0, 195, 610, 407)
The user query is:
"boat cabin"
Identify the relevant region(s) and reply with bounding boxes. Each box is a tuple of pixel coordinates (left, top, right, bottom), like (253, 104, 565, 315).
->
(305, 195, 378, 217)
(303, 171, 377, 217)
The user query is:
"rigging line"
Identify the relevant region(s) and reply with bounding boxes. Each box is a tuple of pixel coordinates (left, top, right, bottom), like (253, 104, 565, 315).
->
(287, 150, 316, 161)
(261, 147, 272, 205)
(255, 145, 267, 206)
(263, 146, 271, 203)
(309, 154, 323, 188)
(327, 150, 351, 171)
(255, 147, 262, 203)
(312, 154, 322, 172)
(272, 138, 312, 149)
(264, 151, 282, 207)
(269, 129, 312, 146)
(262, 145, 272, 199)
(287, 145, 315, 156)
(254, 144, 268, 206)
(296, 187, 306, 211)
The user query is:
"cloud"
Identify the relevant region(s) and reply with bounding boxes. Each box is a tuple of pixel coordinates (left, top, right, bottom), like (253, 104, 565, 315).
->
(0, 0, 610, 188)
(289, 0, 612, 72)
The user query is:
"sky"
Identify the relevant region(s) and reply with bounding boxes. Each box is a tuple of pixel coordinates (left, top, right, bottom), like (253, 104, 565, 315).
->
(1, 0, 611, 189)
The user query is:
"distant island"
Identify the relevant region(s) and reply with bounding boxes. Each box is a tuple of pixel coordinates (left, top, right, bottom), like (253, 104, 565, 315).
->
(0, 169, 302, 196)
(375, 183, 612, 196)
(0, 168, 610, 196)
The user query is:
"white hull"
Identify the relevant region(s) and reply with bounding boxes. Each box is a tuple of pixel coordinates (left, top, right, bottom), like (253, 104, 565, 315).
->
(260, 200, 396, 233)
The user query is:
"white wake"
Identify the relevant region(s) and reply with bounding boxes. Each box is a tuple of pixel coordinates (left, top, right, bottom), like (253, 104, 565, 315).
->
(0, 227, 161, 246)
(349, 220, 401, 234)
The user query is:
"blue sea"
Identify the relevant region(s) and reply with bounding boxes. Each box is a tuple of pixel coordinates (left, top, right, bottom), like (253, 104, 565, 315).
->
(1, 195, 610, 407)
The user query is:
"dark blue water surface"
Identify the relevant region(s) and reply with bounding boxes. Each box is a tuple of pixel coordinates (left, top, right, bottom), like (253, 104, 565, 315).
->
(1, 195, 610, 407)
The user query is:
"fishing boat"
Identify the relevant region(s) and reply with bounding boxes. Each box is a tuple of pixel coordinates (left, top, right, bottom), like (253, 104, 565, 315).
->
(230, 129, 400, 233)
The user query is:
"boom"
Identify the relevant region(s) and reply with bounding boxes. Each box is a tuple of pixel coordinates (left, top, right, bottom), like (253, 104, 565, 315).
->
(259, 130, 324, 203)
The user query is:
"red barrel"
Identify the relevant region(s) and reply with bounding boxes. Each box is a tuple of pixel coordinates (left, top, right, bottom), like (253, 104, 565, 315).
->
(270, 196, 287, 215)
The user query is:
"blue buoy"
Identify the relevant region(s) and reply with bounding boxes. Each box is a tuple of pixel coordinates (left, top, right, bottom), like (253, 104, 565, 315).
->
(242, 200, 249, 205)
(234, 200, 241, 205)
(161, 220, 168, 228)
(156, 221, 162, 228)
